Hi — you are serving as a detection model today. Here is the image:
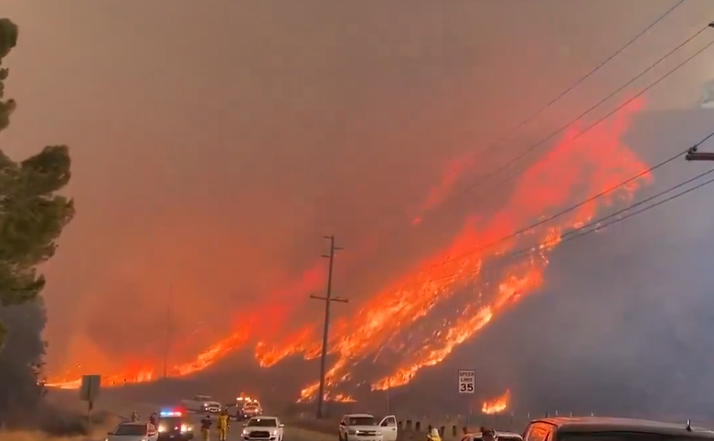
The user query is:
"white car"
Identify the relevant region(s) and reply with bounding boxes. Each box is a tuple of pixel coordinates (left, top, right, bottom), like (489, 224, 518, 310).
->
(339, 414, 398, 441)
(180, 395, 221, 413)
(106, 422, 158, 441)
(241, 416, 284, 441)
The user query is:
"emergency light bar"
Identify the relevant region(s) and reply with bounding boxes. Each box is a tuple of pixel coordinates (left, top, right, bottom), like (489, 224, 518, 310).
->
(160, 410, 183, 417)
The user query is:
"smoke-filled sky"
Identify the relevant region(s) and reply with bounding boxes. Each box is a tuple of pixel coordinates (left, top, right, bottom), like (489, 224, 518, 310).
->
(3, 0, 714, 404)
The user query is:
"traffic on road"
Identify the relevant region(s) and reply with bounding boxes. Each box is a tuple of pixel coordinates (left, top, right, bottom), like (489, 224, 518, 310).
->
(109, 395, 318, 441)
(103, 389, 714, 441)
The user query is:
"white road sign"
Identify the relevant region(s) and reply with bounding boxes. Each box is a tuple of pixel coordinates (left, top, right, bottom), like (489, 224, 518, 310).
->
(458, 369, 475, 393)
(79, 374, 101, 402)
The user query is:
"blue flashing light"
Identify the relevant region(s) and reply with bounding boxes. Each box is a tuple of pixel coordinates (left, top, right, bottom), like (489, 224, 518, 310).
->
(160, 409, 183, 417)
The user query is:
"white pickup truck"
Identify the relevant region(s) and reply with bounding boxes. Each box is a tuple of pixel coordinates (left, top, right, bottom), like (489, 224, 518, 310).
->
(180, 395, 222, 413)
(338, 413, 397, 441)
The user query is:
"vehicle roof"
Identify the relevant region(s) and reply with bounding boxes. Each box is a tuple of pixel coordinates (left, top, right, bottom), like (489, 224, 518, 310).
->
(532, 417, 714, 437)
(469, 431, 522, 438)
(248, 416, 278, 420)
(344, 413, 375, 418)
(118, 422, 146, 426)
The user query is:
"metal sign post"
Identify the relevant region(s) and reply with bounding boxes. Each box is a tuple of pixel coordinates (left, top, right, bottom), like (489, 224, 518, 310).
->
(458, 370, 475, 393)
(79, 375, 101, 430)
(459, 370, 475, 421)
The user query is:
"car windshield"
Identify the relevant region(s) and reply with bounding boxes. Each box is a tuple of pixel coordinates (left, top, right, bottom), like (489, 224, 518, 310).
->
(160, 417, 182, 426)
(248, 418, 277, 427)
(559, 432, 714, 441)
(113, 424, 146, 436)
(348, 417, 375, 426)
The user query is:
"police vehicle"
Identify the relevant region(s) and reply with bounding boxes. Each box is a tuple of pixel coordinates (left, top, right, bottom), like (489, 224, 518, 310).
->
(157, 409, 194, 441)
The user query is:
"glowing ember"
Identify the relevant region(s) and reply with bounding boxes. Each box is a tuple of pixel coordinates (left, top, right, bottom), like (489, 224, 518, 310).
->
(482, 390, 510, 414)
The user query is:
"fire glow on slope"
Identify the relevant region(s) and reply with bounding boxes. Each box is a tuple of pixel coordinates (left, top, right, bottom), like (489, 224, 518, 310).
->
(482, 390, 510, 414)
(291, 97, 649, 401)
(47, 98, 649, 397)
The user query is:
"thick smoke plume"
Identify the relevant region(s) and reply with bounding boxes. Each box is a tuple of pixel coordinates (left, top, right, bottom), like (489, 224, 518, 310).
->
(0, 299, 47, 426)
(10, 0, 714, 423)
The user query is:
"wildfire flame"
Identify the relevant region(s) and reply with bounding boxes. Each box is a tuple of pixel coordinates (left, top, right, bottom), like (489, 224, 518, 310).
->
(327, 393, 357, 403)
(46, 98, 650, 405)
(482, 390, 510, 415)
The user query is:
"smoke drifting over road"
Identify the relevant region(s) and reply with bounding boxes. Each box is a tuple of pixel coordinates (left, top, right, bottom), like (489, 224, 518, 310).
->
(3, 0, 714, 418)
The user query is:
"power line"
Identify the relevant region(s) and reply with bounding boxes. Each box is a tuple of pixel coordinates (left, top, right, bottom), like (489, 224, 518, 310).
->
(310, 235, 348, 420)
(561, 168, 714, 243)
(403, 126, 714, 279)
(397, 162, 714, 290)
(468, 0, 686, 165)
(462, 23, 713, 195)
(481, 42, 714, 194)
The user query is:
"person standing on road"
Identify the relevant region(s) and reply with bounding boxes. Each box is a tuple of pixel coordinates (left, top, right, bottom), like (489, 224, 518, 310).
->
(427, 427, 442, 441)
(460, 426, 470, 441)
(201, 414, 213, 441)
(482, 428, 498, 441)
(130, 411, 139, 422)
(218, 409, 230, 441)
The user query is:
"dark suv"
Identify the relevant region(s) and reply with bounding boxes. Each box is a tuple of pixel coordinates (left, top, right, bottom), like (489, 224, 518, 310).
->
(523, 417, 714, 441)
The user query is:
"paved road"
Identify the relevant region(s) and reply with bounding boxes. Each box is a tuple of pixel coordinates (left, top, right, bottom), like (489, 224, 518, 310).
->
(79, 397, 334, 441)
(178, 413, 334, 441)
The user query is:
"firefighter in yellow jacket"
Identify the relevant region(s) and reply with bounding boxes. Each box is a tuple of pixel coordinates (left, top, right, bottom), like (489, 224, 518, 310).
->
(427, 427, 442, 441)
(217, 409, 230, 441)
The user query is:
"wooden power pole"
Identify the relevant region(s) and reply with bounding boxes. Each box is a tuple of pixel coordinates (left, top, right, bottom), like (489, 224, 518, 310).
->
(311, 235, 348, 419)
(686, 146, 714, 161)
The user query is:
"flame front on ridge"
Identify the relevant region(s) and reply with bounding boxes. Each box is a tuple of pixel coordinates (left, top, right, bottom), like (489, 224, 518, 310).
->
(47, 98, 651, 404)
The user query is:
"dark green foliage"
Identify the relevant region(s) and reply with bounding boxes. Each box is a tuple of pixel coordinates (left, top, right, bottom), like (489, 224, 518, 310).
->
(0, 18, 74, 352)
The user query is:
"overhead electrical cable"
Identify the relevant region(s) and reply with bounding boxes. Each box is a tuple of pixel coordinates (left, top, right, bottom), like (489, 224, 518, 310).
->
(471, 32, 714, 196)
(400, 126, 714, 280)
(462, 24, 714, 195)
(407, 161, 714, 289)
(467, 0, 687, 164)
(483, 165, 714, 274)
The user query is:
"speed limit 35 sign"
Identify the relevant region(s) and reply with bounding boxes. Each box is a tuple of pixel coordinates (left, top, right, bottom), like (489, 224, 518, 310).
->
(458, 370, 475, 393)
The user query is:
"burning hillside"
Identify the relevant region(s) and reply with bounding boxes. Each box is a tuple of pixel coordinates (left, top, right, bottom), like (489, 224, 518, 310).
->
(47, 97, 650, 402)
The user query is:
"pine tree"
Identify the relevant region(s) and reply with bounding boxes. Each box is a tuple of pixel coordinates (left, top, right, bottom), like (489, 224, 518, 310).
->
(0, 17, 74, 348)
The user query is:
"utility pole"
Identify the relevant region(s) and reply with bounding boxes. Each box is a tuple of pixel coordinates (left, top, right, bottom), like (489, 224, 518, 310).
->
(685, 146, 714, 161)
(385, 389, 390, 415)
(162, 281, 173, 379)
(311, 235, 348, 419)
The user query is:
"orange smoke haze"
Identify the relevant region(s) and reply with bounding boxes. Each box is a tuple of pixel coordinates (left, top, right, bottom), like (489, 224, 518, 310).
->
(47, 97, 650, 402)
